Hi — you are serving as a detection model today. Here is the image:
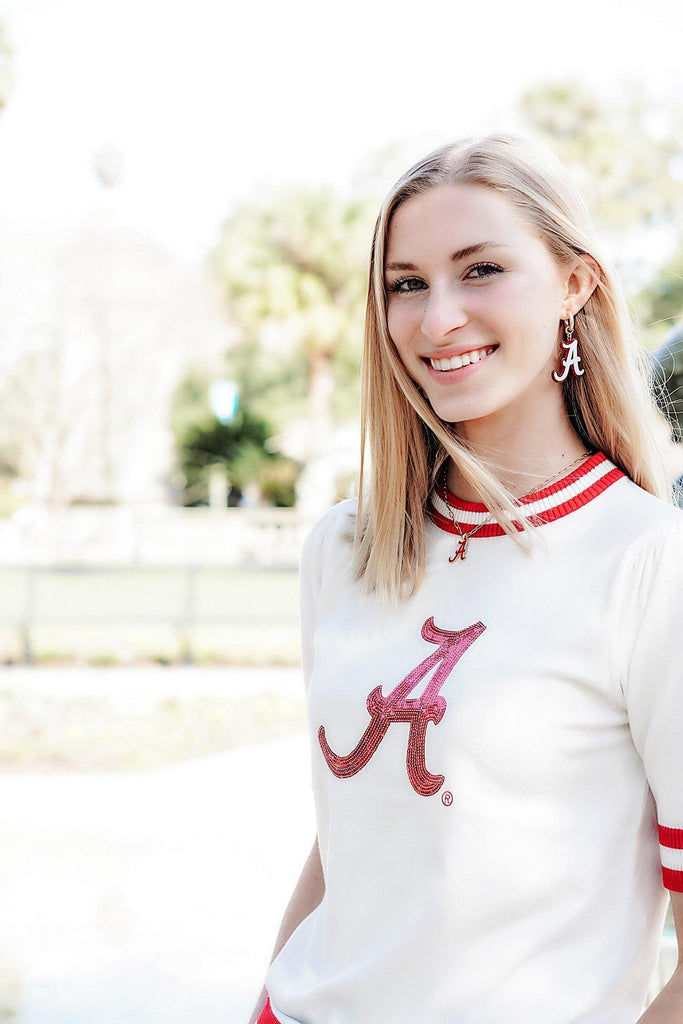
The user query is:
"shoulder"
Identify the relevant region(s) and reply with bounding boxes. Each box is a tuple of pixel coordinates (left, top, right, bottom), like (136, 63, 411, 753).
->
(607, 483, 683, 626)
(299, 498, 358, 577)
(301, 497, 358, 551)
(598, 475, 683, 555)
(625, 507, 683, 590)
(597, 475, 682, 621)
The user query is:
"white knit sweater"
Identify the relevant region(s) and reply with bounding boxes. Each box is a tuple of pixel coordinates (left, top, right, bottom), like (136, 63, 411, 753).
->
(265, 453, 683, 1023)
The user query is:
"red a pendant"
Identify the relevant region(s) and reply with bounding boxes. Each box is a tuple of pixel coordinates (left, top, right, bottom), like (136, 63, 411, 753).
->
(449, 536, 468, 562)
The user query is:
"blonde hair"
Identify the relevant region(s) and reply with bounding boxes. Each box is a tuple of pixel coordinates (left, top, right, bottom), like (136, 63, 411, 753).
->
(353, 134, 672, 605)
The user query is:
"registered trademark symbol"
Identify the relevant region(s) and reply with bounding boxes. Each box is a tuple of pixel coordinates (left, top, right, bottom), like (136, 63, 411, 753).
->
(441, 790, 453, 806)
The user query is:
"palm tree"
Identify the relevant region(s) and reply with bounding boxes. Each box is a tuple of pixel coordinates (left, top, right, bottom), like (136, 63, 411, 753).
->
(212, 185, 377, 513)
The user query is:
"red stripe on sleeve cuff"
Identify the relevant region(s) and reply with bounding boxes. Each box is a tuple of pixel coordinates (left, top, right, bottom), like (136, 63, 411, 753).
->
(661, 866, 683, 892)
(659, 825, 683, 849)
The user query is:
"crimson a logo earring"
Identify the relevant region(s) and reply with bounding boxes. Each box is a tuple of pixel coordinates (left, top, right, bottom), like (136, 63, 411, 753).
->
(552, 312, 585, 382)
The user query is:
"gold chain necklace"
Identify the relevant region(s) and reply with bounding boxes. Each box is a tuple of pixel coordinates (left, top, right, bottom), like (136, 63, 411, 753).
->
(440, 451, 593, 563)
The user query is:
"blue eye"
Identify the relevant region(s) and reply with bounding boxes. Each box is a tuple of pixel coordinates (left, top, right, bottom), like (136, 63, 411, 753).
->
(387, 263, 503, 293)
(386, 277, 425, 294)
(464, 262, 502, 279)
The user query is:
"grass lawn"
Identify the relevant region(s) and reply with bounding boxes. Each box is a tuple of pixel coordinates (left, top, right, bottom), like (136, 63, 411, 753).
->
(0, 684, 307, 772)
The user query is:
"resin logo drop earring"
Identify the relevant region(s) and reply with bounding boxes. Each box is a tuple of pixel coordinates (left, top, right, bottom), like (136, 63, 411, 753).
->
(552, 312, 584, 382)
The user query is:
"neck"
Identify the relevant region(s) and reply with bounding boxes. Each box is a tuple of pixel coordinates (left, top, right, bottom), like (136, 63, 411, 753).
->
(446, 405, 590, 503)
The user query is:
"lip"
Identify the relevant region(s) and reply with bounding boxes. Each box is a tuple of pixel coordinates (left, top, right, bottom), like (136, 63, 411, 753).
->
(421, 343, 497, 362)
(422, 344, 498, 382)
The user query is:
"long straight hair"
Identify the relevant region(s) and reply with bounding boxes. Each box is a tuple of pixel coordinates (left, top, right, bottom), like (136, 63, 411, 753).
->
(352, 134, 672, 605)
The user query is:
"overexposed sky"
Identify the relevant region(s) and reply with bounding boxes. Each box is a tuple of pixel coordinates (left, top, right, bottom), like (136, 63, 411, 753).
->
(0, 0, 682, 262)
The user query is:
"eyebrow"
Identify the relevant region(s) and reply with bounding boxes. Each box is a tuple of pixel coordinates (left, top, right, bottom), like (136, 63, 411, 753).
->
(384, 242, 509, 273)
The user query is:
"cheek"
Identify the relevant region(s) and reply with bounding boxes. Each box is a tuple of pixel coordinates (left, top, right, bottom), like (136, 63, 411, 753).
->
(386, 306, 399, 346)
(386, 302, 415, 350)
(492, 274, 540, 315)
(493, 280, 560, 342)
(501, 271, 562, 324)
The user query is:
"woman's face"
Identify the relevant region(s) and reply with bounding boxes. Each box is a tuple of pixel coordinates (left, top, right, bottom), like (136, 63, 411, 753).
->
(384, 183, 573, 430)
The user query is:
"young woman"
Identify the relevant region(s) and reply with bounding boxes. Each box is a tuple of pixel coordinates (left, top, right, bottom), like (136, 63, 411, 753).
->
(250, 135, 683, 1023)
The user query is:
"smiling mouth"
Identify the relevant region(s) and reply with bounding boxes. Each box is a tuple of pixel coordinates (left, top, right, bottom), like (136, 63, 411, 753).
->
(423, 345, 498, 371)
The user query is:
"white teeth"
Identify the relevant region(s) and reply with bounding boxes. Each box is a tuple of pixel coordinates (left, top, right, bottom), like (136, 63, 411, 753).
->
(429, 347, 495, 372)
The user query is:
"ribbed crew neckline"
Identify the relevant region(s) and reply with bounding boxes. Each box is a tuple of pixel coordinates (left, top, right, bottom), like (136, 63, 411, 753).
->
(428, 451, 626, 538)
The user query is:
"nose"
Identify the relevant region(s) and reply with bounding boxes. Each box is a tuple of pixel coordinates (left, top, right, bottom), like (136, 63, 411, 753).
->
(419, 283, 469, 343)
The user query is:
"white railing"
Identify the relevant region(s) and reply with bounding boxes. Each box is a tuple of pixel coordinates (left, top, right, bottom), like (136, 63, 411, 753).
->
(0, 505, 313, 566)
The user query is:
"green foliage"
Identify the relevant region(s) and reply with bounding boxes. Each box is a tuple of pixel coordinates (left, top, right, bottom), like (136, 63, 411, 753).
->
(171, 370, 299, 506)
(258, 458, 298, 508)
(636, 247, 683, 339)
(519, 80, 683, 349)
(182, 412, 266, 467)
(519, 80, 683, 235)
(0, 22, 14, 111)
(171, 369, 215, 439)
(211, 185, 377, 430)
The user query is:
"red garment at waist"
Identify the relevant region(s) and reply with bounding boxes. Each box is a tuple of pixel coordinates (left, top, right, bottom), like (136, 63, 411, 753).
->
(257, 997, 280, 1024)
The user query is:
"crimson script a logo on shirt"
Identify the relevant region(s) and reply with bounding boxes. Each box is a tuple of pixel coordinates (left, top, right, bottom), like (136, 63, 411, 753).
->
(318, 617, 485, 797)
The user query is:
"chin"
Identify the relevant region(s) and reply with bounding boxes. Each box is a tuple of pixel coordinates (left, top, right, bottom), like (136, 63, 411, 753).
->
(428, 398, 499, 426)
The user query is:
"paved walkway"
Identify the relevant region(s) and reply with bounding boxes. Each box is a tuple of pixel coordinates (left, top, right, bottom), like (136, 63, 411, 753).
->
(0, 664, 303, 700)
(0, 668, 314, 1024)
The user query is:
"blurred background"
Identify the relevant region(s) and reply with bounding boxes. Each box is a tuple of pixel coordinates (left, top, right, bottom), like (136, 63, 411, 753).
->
(0, 0, 682, 1020)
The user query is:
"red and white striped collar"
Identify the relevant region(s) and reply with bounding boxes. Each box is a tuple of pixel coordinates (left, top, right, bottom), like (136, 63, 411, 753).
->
(428, 451, 625, 538)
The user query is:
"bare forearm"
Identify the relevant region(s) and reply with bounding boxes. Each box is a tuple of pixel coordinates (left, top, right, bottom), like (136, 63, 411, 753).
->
(270, 838, 325, 961)
(637, 964, 683, 1023)
(248, 837, 325, 1024)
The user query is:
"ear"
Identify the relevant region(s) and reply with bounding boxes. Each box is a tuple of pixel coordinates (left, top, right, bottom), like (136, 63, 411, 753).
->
(561, 253, 600, 318)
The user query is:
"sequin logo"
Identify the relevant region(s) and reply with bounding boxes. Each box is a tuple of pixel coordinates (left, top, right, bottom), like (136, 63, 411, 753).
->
(318, 617, 485, 797)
